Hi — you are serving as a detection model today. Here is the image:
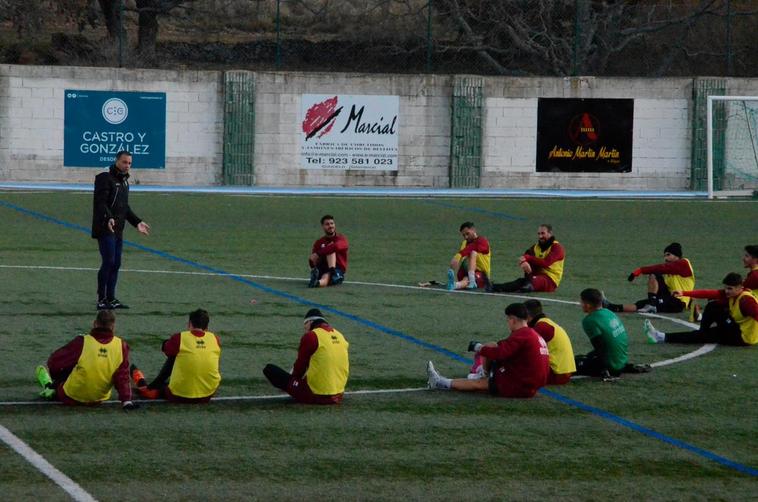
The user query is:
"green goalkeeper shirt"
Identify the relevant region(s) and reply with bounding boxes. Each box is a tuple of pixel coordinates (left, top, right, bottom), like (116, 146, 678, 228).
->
(582, 308, 628, 372)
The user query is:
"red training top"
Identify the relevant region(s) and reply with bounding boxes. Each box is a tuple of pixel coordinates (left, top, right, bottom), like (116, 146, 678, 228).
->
(312, 234, 349, 272)
(47, 327, 132, 403)
(523, 241, 565, 269)
(479, 326, 549, 398)
(681, 289, 758, 320)
(744, 269, 758, 290)
(459, 236, 490, 258)
(291, 323, 342, 404)
(639, 259, 693, 277)
(532, 320, 555, 342)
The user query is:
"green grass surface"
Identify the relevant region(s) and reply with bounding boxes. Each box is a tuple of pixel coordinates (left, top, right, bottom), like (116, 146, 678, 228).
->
(0, 192, 756, 500)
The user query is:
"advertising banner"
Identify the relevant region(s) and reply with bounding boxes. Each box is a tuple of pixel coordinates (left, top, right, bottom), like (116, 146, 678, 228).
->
(64, 90, 166, 168)
(299, 94, 399, 170)
(536, 98, 633, 173)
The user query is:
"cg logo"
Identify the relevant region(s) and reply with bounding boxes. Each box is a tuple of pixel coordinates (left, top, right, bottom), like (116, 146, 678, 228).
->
(102, 98, 128, 125)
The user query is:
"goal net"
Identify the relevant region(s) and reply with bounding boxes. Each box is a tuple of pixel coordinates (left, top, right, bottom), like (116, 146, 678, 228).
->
(707, 96, 758, 198)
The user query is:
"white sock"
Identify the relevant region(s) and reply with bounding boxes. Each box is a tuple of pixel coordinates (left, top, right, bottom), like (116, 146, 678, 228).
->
(468, 271, 476, 284)
(436, 376, 452, 389)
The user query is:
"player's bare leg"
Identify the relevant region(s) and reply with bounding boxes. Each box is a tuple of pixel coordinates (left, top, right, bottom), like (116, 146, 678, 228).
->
(318, 252, 337, 287)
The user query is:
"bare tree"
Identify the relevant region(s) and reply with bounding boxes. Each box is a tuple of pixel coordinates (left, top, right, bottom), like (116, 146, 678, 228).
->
(133, 1, 197, 59)
(433, 0, 725, 75)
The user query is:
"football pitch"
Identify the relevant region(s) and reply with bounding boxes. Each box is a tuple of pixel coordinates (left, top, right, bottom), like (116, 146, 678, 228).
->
(0, 191, 756, 500)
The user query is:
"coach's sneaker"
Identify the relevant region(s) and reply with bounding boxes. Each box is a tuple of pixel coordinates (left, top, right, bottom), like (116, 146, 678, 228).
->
(96, 298, 110, 310)
(109, 298, 129, 309)
(446, 269, 455, 291)
(643, 319, 665, 344)
(426, 361, 451, 390)
(637, 303, 657, 314)
(308, 267, 320, 288)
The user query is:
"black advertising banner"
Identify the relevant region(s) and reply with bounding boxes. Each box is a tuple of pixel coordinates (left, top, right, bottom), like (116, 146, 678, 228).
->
(536, 98, 633, 173)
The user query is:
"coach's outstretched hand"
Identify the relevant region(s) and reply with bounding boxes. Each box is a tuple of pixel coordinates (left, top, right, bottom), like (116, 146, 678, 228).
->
(468, 341, 483, 353)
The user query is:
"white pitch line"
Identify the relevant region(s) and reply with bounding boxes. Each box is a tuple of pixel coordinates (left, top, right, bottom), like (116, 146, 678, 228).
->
(0, 425, 97, 501)
(0, 264, 700, 330)
(0, 387, 430, 406)
(0, 264, 706, 366)
(0, 265, 693, 310)
(649, 344, 717, 368)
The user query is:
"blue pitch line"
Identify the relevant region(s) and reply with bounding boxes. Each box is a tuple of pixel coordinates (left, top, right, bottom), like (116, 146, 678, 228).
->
(0, 199, 469, 365)
(2, 198, 754, 477)
(540, 389, 758, 477)
(421, 199, 527, 221)
(0, 182, 711, 199)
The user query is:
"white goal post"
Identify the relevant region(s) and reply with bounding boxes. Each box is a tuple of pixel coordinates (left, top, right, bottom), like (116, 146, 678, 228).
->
(706, 95, 758, 199)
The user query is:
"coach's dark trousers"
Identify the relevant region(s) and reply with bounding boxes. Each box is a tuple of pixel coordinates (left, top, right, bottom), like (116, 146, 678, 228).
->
(97, 234, 123, 301)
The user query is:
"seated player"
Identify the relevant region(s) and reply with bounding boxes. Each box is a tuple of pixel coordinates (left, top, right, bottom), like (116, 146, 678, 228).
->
(35, 310, 135, 410)
(446, 221, 491, 291)
(308, 214, 349, 288)
(574, 288, 629, 378)
(131, 309, 221, 403)
(693, 244, 758, 324)
(263, 309, 349, 404)
(490, 224, 564, 293)
(644, 272, 757, 346)
(524, 299, 576, 385)
(605, 242, 695, 314)
(426, 303, 549, 398)
(743, 245, 758, 289)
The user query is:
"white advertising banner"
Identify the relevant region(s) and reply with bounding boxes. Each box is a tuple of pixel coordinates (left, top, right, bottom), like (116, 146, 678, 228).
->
(299, 94, 399, 170)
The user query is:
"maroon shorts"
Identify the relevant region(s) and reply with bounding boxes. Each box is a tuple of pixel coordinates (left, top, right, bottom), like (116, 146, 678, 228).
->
(489, 370, 540, 398)
(529, 274, 557, 292)
(287, 378, 343, 405)
(456, 269, 489, 289)
(547, 371, 572, 385)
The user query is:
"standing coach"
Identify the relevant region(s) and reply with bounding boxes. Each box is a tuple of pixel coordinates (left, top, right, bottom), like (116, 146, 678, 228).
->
(91, 150, 150, 310)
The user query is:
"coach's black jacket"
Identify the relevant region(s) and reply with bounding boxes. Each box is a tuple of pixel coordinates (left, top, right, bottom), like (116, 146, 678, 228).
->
(91, 165, 141, 239)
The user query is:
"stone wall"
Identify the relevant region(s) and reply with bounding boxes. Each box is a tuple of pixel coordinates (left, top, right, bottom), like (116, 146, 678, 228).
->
(0, 64, 223, 186)
(1, 64, 756, 190)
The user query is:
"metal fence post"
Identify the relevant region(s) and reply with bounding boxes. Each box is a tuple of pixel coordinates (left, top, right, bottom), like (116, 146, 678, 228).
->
(449, 77, 483, 188)
(223, 71, 256, 186)
(118, 0, 124, 68)
(426, 0, 433, 73)
(275, 0, 282, 69)
(572, 0, 579, 76)
(691, 78, 726, 191)
(726, 0, 733, 76)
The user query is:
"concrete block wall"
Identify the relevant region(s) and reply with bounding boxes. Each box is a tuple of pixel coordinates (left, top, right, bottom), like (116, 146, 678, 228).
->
(2, 64, 757, 190)
(252, 72, 452, 187)
(0, 64, 223, 186)
(481, 77, 693, 189)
